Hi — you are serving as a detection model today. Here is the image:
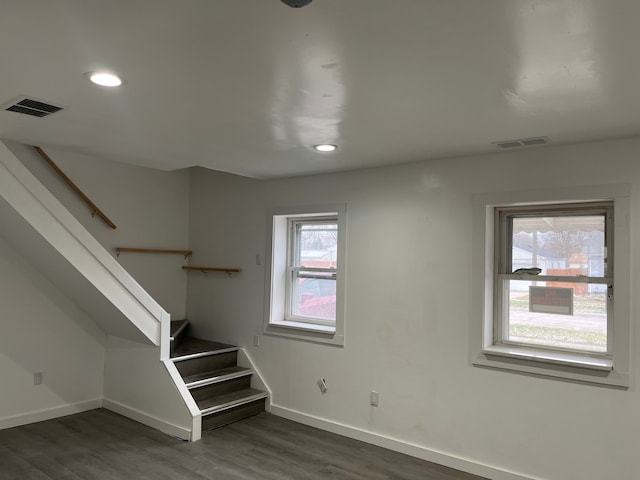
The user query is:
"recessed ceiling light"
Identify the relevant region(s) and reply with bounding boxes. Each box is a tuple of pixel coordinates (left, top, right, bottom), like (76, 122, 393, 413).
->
(85, 71, 124, 87)
(313, 144, 338, 152)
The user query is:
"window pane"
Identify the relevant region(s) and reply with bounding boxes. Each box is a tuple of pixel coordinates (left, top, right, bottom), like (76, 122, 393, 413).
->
(292, 272, 336, 321)
(511, 215, 606, 277)
(297, 223, 338, 268)
(504, 279, 607, 353)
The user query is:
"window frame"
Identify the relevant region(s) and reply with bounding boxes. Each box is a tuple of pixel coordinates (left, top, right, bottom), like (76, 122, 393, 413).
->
(285, 216, 338, 326)
(494, 202, 613, 356)
(264, 204, 346, 346)
(470, 185, 630, 388)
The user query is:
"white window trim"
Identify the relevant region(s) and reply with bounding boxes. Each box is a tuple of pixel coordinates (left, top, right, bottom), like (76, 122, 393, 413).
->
(470, 184, 630, 388)
(263, 204, 346, 346)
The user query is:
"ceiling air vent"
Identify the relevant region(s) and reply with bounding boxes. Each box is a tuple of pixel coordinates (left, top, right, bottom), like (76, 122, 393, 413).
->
(494, 136, 549, 149)
(3, 97, 63, 118)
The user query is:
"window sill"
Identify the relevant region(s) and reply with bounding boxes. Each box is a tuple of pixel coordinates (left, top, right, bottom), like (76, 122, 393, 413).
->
(482, 345, 612, 371)
(272, 319, 335, 334)
(473, 345, 628, 388)
(265, 320, 343, 346)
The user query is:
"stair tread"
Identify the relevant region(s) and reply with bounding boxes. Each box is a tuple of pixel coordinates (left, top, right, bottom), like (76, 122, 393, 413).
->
(171, 337, 236, 358)
(197, 388, 266, 412)
(170, 319, 188, 338)
(183, 366, 252, 385)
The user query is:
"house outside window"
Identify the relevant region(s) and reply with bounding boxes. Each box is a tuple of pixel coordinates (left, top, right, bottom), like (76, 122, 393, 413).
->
(264, 204, 346, 346)
(471, 185, 630, 387)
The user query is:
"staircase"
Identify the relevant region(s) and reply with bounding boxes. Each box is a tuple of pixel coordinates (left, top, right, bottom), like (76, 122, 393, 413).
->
(170, 320, 268, 431)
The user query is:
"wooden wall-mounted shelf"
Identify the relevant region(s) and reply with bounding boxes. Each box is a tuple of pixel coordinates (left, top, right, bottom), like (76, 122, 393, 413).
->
(182, 266, 241, 277)
(116, 247, 192, 259)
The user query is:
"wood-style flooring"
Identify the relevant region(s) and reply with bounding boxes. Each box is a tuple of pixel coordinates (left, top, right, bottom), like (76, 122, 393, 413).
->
(0, 409, 488, 480)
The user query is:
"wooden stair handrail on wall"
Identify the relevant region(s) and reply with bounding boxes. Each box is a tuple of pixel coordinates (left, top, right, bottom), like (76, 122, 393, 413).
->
(33, 146, 117, 229)
(116, 247, 193, 259)
(182, 266, 241, 278)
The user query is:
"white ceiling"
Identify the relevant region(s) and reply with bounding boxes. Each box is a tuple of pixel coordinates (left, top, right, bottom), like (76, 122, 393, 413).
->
(2, 0, 640, 179)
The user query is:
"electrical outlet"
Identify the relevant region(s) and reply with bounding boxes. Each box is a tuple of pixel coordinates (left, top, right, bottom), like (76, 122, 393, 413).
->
(317, 377, 327, 393)
(370, 390, 379, 407)
(34, 372, 43, 385)
(253, 334, 260, 347)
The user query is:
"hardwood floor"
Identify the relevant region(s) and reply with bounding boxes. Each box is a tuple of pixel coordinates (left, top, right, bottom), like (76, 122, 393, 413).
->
(0, 409, 487, 480)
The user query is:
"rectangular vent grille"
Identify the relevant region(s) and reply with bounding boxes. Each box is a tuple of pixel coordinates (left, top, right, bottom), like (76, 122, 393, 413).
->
(3, 97, 63, 118)
(494, 136, 549, 149)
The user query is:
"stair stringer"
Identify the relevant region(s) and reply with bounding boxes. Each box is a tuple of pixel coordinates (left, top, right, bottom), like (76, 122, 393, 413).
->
(0, 140, 162, 344)
(0, 140, 199, 438)
(162, 359, 202, 441)
(160, 317, 202, 441)
(237, 347, 272, 412)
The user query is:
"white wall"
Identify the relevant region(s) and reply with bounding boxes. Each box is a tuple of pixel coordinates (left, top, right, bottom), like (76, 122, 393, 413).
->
(0, 141, 194, 435)
(187, 169, 265, 341)
(103, 336, 195, 440)
(5, 141, 190, 319)
(186, 137, 640, 480)
(0, 235, 105, 428)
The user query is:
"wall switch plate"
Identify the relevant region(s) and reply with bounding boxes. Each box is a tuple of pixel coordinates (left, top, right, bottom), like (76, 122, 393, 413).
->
(317, 377, 327, 393)
(255, 254, 262, 265)
(34, 372, 43, 385)
(253, 334, 260, 347)
(370, 390, 379, 407)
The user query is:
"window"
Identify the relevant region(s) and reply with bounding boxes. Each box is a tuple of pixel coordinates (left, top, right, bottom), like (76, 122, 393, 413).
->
(264, 204, 346, 345)
(471, 186, 630, 387)
(286, 217, 338, 325)
(495, 203, 612, 356)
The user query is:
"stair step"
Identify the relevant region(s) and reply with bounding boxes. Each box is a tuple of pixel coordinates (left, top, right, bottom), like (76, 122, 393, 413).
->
(201, 398, 266, 431)
(170, 319, 189, 340)
(171, 337, 237, 361)
(183, 366, 253, 389)
(191, 376, 252, 402)
(197, 388, 268, 416)
(167, 327, 268, 431)
(174, 350, 238, 377)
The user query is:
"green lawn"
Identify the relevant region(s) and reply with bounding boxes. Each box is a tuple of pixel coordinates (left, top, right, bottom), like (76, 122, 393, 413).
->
(510, 324, 606, 349)
(509, 294, 607, 351)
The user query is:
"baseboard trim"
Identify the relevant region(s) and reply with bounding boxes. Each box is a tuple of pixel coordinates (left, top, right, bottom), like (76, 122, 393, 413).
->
(0, 398, 102, 430)
(270, 405, 534, 480)
(102, 398, 192, 441)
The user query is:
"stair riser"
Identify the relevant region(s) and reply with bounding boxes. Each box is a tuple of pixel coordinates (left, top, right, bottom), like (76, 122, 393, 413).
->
(175, 351, 238, 377)
(201, 399, 266, 431)
(191, 376, 252, 404)
(183, 367, 252, 387)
